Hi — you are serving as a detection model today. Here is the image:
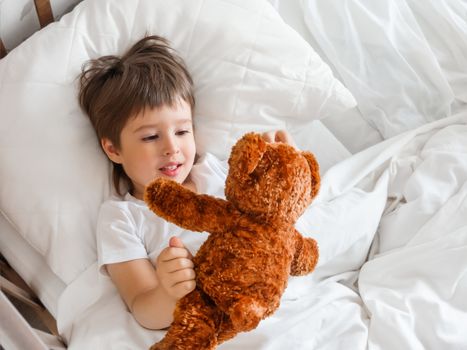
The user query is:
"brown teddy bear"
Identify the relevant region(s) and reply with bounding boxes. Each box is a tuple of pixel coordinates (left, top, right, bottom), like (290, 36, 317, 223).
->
(144, 132, 320, 350)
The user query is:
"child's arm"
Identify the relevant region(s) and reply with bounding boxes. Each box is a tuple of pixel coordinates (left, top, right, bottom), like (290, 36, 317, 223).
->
(106, 237, 195, 330)
(289, 228, 319, 276)
(145, 178, 237, 233)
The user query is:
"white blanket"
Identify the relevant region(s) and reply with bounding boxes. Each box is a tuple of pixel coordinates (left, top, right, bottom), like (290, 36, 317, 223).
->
(57, 113, 467, 349)
(301, 0, 467, 140)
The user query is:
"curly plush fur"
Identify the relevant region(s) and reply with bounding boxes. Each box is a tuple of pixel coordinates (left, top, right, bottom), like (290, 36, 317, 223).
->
(144, 132, 320, 350)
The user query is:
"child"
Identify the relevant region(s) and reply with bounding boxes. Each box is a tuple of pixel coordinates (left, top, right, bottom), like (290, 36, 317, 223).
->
(78, 35, 294, 330)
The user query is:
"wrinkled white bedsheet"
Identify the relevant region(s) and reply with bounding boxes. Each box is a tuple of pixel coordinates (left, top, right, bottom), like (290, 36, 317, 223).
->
(302, 0, 467, 141)
(56, 113, 467, 349)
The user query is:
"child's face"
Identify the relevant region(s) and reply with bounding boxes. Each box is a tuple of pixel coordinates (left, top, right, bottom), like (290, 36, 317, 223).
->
(102, 100, 196, 199)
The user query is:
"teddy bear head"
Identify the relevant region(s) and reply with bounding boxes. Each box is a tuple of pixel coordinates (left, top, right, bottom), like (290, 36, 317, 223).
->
(225, 132, 320, 224)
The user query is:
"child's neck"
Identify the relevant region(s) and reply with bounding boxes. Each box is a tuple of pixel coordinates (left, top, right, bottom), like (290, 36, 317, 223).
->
(183, 177, 197, 193)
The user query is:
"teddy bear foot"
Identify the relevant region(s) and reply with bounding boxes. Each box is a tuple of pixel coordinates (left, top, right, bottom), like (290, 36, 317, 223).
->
(229, 297, 266, 331)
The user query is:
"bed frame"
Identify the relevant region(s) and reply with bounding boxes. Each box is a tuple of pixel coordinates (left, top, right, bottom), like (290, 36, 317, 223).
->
(1, 254, 66, 349)
(0, 0, 55, 59)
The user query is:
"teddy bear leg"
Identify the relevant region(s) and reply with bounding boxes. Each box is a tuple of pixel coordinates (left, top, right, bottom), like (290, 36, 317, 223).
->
(228, 296, 267, 332)
(216, 313, 238, 344)
(149, 289, 221, 350)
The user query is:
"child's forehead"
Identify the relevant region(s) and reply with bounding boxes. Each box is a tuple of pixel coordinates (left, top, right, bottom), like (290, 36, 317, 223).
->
(126, 103, 193, 130)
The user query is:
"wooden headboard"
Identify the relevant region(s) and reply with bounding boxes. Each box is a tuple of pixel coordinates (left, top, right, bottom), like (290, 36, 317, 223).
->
(34, 0, 55, 28)
(0, 0, 78, 59)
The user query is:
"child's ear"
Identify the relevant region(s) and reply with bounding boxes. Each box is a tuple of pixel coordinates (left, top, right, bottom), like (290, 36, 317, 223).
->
(101, 138, 122, 164)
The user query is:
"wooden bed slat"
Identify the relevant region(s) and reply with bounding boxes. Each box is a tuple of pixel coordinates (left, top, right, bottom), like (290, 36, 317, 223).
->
(0, 37, 6, 59)
(34, 0, 55, 28)
(0, 256, 60, 336)
(0, 292, 50, 350)
(0, 276, 43, 311)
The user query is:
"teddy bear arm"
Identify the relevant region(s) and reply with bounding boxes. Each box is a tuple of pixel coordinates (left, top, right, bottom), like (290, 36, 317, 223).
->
(289, 228, 319, 276)
(182, 193, 237, 233)
(145, 178, 236, 233)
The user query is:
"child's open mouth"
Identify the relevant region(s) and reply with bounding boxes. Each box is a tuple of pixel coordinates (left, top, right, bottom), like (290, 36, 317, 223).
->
(159, 163, 182, 177)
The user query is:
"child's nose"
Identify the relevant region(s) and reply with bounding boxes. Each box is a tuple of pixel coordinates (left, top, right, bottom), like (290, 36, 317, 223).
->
(162, 136, 180, 156)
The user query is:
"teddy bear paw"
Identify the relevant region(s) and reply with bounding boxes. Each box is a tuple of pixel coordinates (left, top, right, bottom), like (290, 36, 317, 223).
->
(229, 298, 266, 331)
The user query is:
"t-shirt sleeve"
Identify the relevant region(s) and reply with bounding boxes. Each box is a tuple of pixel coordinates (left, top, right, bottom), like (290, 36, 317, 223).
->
(96, 200, 148, 276)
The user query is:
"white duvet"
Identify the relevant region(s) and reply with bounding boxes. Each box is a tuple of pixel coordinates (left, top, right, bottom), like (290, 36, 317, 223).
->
(301, 0, 467, 141)
(57, 113, 467, 349)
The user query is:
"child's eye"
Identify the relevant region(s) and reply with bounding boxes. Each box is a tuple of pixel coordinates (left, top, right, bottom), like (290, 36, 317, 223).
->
(142, 134, 158, 142)
(176, 130, 190, 136)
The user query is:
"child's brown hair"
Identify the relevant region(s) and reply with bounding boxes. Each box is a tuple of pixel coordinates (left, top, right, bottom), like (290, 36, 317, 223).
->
(78, 35, 195, 195)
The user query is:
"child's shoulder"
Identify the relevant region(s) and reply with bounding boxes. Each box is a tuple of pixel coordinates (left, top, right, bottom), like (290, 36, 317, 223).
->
(99, 193, 146, 215)
(97, 193, 153, 231)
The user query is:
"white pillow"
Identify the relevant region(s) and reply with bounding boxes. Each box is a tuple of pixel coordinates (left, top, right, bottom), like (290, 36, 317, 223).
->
(0, 0, 355, 284)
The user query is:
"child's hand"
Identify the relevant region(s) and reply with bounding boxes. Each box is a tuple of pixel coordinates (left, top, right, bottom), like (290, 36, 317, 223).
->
(261, 129, 296, 147)
(155, 237, 196, 300)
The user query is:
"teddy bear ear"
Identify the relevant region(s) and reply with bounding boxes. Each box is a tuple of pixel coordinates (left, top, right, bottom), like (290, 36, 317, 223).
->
(302, 151, 321, 198)
(230, 132, 267, 175)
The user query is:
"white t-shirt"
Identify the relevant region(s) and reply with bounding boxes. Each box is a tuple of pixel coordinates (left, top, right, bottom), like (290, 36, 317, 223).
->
(96, 153, 228, 275)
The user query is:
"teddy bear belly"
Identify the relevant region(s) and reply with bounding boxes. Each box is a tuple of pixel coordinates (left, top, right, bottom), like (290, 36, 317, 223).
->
(194, 239, 292, 313)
